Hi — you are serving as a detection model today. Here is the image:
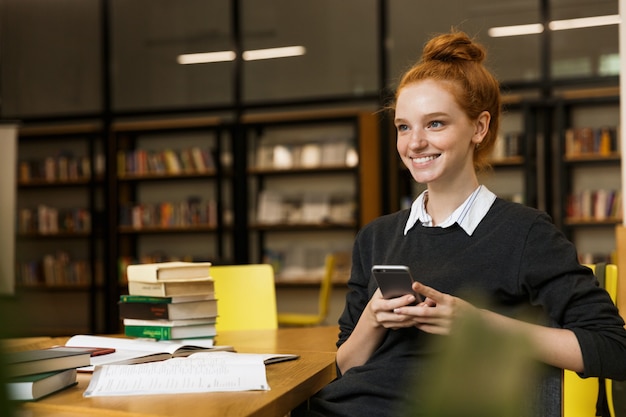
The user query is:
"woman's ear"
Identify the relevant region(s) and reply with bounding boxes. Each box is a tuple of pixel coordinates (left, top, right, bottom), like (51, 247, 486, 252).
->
(472, 111, 491, 145)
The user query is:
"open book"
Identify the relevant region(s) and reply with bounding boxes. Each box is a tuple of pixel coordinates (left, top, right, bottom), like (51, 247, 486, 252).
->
(84, 351, 299, 397)
(64, 335, 234, 371)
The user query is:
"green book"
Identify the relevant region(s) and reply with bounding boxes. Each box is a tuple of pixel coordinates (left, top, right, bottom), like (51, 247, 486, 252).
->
(124, 321, 217, 340)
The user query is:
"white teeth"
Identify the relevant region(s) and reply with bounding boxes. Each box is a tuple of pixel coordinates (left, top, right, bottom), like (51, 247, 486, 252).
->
(412, 155, 438, 163)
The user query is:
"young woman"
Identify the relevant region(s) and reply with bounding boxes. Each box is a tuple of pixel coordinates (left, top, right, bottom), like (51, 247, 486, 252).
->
(296, 30, 626, 417)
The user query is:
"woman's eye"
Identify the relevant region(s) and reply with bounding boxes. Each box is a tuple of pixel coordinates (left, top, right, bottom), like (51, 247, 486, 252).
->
(428, 121, 443, 129)
(396, 124, 409, 132)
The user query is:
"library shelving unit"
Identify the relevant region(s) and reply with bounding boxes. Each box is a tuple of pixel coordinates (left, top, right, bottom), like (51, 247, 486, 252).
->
(14, 121, 106, 336)
(554, 88, 621, 263)
(110, 116, 232, 288)
(482, 98, 540, 208)
(243, 108, 382, 285)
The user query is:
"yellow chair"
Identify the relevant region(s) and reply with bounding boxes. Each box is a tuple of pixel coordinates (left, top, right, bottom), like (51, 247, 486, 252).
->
(563, 263, 618, 417)
(277, 253, 336, 327)
(211, 264, 278, 332)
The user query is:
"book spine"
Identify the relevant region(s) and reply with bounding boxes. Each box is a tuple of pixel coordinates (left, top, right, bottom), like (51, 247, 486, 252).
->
(119, 302, 171, 320)
(124, 325, 172, 340)
(127, 281, 166, 297)
(119, 295, 172, 303)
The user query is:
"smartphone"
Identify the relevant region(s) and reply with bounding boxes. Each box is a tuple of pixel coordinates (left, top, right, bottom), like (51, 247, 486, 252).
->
(372, 265, 422, 303)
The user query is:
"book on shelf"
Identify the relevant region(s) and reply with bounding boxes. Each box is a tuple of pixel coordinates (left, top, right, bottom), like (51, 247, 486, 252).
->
(6, 368, 78, 401)
(18, 153, 97, 184)
(321, 141, 349, 167)
(118, 147, 216, 176)
(148, 151, 166, 174)
(23, 205, 91, 235)
(301, 193, 331, 223)
(191, 146, 215, 171)
(565, 126, 619, 157)
(127, 277, 214, 297)
(119, 199, 217, 229)
(566, 189, 623, 221)
(127, 261, 212, 282)
(63, 335, 233, 371)
(119, 297, 218, 320)
(328, 197, 355, 224)
(123, 318, 218, 340)
(163, 149, 182, 173)
(256, 140, 354, 169)
(5, 347, 92, 377)
(345, 147, 358, 167)
(256, 190, 284, 224)
(179, 148, 195, 173)
(300, 143, 322, 167)
(256, 144, 274, 169)
(492, 132, 523, 160)
(272, 145, 294, 169)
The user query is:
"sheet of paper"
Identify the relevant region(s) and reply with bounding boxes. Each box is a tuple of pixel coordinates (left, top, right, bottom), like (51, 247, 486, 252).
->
(84, 352, 270, 397)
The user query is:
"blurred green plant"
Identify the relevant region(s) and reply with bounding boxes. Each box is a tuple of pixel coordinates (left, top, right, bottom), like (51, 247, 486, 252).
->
(402, 311, 538, 417)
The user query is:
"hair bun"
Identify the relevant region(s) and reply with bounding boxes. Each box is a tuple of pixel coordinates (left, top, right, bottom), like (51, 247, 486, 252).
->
(422, 31, 486, 64)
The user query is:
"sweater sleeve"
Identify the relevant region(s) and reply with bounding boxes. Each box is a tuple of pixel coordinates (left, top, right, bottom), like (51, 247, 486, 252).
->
(336, 213, 404, 349)
(519, 212, 626, 380)
(337, 227, 374, 349)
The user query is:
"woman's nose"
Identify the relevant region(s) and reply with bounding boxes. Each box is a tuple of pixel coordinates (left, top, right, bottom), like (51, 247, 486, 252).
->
(408, 131, 427, 149)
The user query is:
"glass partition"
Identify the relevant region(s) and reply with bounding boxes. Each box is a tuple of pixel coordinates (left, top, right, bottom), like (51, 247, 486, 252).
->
(111, 0, 233, 111)
(0, 0, 101, 117)
(241, 0, 379, 103)
(388, 0, 541, 90)
(550, 0, 618, 79)
(0, 0, 619, 117)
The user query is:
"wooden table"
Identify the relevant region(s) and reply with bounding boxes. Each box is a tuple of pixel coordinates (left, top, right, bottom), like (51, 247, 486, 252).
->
(13, 326, 340, 417)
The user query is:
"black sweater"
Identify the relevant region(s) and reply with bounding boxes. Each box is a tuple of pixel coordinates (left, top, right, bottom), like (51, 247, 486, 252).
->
(308, 198, 626, 417)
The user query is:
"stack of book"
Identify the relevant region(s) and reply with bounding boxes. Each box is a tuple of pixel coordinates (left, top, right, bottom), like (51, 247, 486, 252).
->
(5, 346, 93, 401)
(120, 261, 218, 341)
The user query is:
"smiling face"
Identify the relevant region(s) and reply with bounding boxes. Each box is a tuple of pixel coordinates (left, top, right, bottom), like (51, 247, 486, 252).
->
(395, 79, 490, 191)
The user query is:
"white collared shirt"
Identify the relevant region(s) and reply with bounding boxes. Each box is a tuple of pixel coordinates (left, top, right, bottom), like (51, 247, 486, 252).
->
(403, 185, 497, 236)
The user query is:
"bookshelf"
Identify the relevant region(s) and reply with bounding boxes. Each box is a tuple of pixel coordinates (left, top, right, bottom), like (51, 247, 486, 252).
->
(244, 109, 381, 283)
(14, 122, 106, 335)
(554, 90, 621, 263)
(481, 100, 541, 208)
(111, 117, 232, 285)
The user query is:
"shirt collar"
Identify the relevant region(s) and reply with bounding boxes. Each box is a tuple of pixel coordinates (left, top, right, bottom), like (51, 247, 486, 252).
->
(403, 185, 497, 236)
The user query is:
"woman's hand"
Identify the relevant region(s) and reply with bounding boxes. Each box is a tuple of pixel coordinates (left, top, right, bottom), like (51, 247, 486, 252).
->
(378, 281, 477, 335)
(367, 287, 420, 329)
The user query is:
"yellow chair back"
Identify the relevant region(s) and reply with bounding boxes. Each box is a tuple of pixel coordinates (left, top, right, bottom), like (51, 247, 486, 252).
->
(604, 265, 618, 417)
(563, 263, 618, 417)
(211, 264, 278, 332)
(277, 253, 336, 326)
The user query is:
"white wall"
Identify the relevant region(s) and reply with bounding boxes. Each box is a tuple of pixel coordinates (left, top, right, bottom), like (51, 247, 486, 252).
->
(0, 124, 17, 295)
